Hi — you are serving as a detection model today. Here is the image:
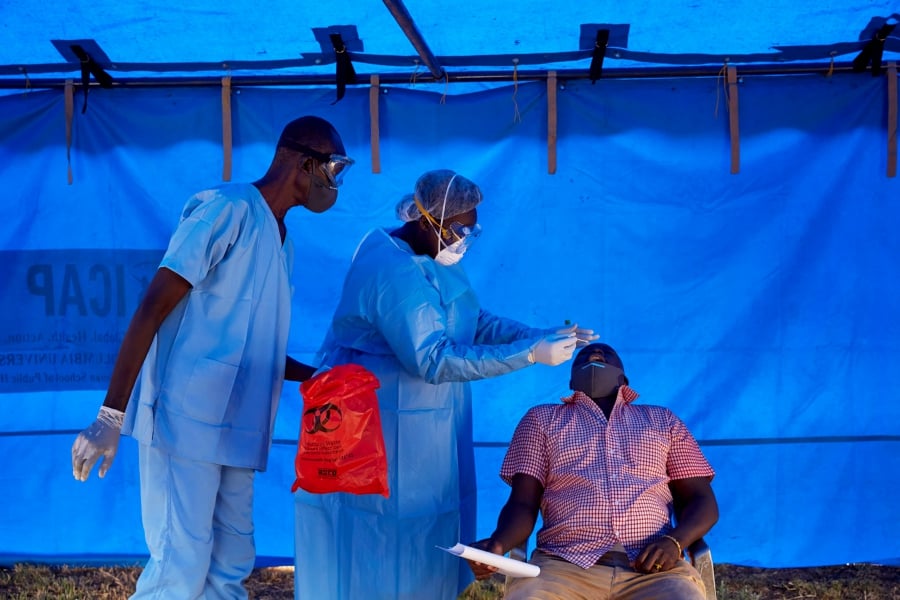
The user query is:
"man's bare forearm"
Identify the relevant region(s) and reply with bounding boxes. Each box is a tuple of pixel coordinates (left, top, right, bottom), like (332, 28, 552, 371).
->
(285, 356, 317, 382)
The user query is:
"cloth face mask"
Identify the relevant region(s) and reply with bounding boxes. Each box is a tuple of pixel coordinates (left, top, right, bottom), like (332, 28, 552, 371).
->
(570, 361, 624, 398)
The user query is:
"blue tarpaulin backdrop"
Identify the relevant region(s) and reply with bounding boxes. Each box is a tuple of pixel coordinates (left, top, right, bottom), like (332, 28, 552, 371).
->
(1, 0, 899, 572)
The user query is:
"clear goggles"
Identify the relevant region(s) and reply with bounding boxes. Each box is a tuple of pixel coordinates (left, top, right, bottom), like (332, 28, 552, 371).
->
(413, 195, 482, 253)
(445, 221, 482, 253)
(282, 140, 354, 190)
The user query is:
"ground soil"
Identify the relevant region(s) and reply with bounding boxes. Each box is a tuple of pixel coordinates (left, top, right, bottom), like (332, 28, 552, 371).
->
(2, 562, 899, 599)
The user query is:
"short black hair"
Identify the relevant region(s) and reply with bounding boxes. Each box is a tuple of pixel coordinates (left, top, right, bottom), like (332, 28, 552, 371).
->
(277, 115, 340, 152)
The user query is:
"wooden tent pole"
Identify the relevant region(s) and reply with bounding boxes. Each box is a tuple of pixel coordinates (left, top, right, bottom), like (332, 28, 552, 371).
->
(65, 79, 74, 184)
(727, 66, 740, 174)
(381, 0, 445, 81)
(887, 62, 897, 178)
(221, 75, 233, 182)
(370, 74, 381, 174)
(547, 71, 557, 175)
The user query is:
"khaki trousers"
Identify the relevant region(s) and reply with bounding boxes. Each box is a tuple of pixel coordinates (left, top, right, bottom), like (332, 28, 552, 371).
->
(505, 550, 707, 600)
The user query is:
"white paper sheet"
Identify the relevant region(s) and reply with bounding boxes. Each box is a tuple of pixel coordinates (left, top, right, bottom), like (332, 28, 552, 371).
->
(439, 543, 540, 578)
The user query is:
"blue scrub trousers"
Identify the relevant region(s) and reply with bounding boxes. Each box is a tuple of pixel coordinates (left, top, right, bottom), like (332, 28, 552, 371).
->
(131, 443, 256, 600)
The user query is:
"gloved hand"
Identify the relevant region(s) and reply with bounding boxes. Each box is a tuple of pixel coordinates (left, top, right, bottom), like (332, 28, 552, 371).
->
(549, 323, 600, 347)
(531, 333, 578, 366)
(71, 406, 125, 482)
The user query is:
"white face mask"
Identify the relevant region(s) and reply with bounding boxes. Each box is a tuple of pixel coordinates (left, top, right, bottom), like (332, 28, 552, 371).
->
(434, 239, 466, 266)
(429, 174, 467, 267)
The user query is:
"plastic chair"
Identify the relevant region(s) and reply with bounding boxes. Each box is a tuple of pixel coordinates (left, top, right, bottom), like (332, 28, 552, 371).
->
(506, 538, 717, 600)
(687, 538, 717, 600)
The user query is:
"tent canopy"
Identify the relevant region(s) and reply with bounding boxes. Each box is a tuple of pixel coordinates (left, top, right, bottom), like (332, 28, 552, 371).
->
(2, 1, 899, 86)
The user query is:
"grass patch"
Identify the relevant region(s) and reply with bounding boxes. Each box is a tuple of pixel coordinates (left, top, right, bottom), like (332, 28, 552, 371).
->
(1, 563, 899, 599)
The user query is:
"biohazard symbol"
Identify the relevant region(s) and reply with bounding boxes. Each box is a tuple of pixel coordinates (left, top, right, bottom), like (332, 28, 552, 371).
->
(303, 402, 343, 434)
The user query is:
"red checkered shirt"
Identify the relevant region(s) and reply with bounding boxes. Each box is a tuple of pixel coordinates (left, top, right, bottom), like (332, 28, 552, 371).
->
(500, 386, 715, 568)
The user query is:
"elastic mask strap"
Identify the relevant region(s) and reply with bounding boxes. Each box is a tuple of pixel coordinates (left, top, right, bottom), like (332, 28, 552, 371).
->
(413, 195, 442, 229)
(412, 195, 446, 248)
(437, 174, 458, 234)
(413, 174, 459, 251)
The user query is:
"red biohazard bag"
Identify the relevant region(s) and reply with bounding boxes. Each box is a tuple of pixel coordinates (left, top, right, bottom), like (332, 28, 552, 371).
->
(291, 363, 389, 497)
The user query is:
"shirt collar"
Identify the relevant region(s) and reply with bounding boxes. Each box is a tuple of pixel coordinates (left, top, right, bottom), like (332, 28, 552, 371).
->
(561, 385, 639, 405)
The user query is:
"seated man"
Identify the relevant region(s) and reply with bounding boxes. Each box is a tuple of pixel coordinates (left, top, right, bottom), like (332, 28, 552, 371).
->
(466, 342, 718, 600)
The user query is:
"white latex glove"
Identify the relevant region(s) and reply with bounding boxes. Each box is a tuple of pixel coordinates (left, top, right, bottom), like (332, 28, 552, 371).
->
(549, 323, 600, 347)
(530, 333, 578, 366)
(71, 406, 125, 482)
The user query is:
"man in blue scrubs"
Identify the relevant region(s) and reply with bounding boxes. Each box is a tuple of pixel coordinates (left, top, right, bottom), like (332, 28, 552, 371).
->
(70, 115, 353, 599)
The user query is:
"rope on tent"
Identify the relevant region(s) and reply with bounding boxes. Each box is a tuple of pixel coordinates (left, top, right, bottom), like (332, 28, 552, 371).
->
(715, 63, 727, 119)
(727, 66, 741, 174)
(65, 79, 73, 185)
(69, 44, 113, 114)
(370, 74, 381, 174)
(852, 20, 897, 76)
(330, 33, 357, 104)
(547, 70, 557, 175)
(589, 29, 610, 83)
(221, 76, 233, 182)
(888, 62, 897, 178)
(512, 58, 521, 124)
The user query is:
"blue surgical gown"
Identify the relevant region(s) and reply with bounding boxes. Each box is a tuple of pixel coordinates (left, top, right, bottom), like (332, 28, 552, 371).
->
(294, 228, 544, 600)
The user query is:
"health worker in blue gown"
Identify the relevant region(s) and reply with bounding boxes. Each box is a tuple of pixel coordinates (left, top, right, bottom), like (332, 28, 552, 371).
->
(293, 169, 598, 600)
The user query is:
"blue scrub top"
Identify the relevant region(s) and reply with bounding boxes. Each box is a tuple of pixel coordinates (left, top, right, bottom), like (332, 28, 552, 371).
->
(123, 183, 294, 471)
